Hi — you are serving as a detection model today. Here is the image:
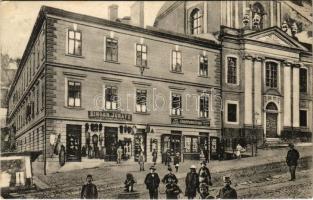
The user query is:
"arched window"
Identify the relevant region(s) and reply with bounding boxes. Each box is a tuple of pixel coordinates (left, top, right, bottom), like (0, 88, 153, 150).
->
(190, 9, 202, 35)
(266, 102, 278, 111)
(266, 62, 278, 88)
(252, 2, 265, 30)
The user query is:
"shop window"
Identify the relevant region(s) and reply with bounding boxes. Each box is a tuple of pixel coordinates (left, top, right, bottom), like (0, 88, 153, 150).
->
(171, 50, 182, 72)
(68, 81, 81, 107)
(226, 57, 237, 84)
(67, 30, 82, 56)
(227, 103, 238, 123)
(106, 38, 118, 62)
(300, 110, 307, 127)
(185, 136, 198, 153)
(136, 44, 147, 67)
(105, 86, 118, 110)
(199, 95, 209, 118)
(136, 89, 147, 112)
(171, 93, 182, 116)
(300, 68, 307, 93)
(266, 62, 278, 88)
(190, 8, 202, 35)
(199, 55, 208, 76)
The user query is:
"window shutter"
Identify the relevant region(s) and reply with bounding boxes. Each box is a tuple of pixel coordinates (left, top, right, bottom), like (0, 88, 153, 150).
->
(65, 28, 69, 54)
(103, 36, 107, 61)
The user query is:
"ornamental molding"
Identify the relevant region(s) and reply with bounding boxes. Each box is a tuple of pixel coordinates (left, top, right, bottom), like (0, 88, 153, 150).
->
(264, 95, 281, 107)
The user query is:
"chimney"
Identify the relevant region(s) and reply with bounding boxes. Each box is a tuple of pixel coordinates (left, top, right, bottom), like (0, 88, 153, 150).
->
(130, 2, 144, 27)
(108, 4, 118, 21)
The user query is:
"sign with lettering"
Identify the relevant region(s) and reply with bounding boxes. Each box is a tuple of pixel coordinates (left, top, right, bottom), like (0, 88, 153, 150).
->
(171, 118, 210, 126)
(88, 111, 132, 121)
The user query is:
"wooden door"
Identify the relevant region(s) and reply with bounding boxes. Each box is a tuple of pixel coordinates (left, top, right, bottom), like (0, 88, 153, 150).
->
(266, 113, 278, 138)
(66, 125, 82, 161)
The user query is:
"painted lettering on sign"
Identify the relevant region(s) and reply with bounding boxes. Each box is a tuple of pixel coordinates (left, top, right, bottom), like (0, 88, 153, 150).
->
(88, 111, 132, 121)
(171, 118, 210, 126)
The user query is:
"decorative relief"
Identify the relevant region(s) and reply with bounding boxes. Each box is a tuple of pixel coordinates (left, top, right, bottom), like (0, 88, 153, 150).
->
(264, 95, 281, 107)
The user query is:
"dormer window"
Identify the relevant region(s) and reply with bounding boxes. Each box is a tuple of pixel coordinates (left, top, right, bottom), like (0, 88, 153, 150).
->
(190, 8, 202, 35)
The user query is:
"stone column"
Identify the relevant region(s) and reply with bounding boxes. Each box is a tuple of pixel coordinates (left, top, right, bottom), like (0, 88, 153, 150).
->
(292, 64, 300, 127)
(254, 57, 263, 125)
(283, 62, 292, 127)
(244, 55, 253, 125)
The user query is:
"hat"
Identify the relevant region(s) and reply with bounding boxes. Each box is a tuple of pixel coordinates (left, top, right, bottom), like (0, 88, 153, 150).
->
(168, 167, 172, 171)
(87, 174, 93, 178)
(223, 176, 231, 183)
(190, 165, 196, 169)
(288, 143, 294, 148)
(150, 166, 156, 170)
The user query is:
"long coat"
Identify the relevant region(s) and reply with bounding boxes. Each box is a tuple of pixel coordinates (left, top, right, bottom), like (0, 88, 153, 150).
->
(162, 173, 178, 184)
(185, 172, 199, 197)
(198, 166, 211, 184)
(286, 149, 300, 166)
(81, 183, 98, 199)
(166, 183, 182, 199)
(144, 173, 160, 191)
(217, 186, 237, 199)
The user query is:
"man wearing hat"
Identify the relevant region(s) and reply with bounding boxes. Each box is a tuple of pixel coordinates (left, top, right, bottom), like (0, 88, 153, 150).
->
(80, 174, 98, 199)
(198, 161, 212, 186)
(185, 165, 199, 199)
(162, 167, 178, 185)
(165, 176, 182, 199)
(217, 176, 237, 199)
(286, 143, 300, 181)
(144, 166, 160, 199)
(199, 183, 214, 199)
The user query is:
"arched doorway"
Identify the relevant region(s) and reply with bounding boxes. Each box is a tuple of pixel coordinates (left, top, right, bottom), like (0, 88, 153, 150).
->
(265, 102, 279, 138)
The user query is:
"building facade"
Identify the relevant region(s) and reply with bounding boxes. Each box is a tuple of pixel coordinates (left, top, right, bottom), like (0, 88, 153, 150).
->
(6, 6, 222, 173)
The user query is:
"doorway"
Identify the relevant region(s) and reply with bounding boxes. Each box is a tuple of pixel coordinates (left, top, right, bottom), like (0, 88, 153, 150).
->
(105, 127, 118, 161)
(66, 124, 82, 161)
(265, 102, 279, 138)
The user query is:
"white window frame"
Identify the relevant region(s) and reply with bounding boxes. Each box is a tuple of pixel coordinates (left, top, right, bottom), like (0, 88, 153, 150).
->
(170, 91, 182, 116)
(225, 55, 240, 85)
(199, 54, 208, 77)
(225, 100, 239, 124)
(263, 59, 281, 91)
(171, 50, 182, 72)
(64, 77, 83, 108)
(299, 66, 308, 93)
(135, 88, 148, 113)
(299, 109, 308, 127)
(198, 93, 209, 118)
(103, 84, 119, 111)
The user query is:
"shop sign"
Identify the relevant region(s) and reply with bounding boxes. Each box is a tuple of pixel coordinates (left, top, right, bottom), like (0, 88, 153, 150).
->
(88, 111, 132, 121)
(171, 118, 210, 126)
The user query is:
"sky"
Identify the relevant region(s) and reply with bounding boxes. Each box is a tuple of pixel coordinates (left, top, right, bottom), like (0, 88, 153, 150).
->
(0, 1, 164, 59)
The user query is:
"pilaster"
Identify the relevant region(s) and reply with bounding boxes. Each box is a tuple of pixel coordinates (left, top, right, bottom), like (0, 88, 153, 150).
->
(283, 61, 292, 127)
(254, 57, 263, 125)
(292, 64, 300, 127)
(244, 55, 253, 125)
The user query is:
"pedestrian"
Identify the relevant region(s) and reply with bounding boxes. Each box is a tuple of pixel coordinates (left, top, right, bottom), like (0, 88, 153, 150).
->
(144, 166, 160, 199)
(117, 145, 123, 164)
(198, 161, 212, 186)
(152, 149, 158, 165)
(162, 167, 178, 184)
(173, 152, 180, 172)
(185, 165, 199, 199)
(199, 183, 214, 199)
(286, 143, 300, 181)
(124, 173, 136, 192)
(216, 176, 237, 199)
(80, 174, 98, 199)
(235, 143, 243, 159)
(165, 177, 182, 199)
(203, 146, 209, 163)
(139, 151, 145, 171)
(166, 150, 172, 167)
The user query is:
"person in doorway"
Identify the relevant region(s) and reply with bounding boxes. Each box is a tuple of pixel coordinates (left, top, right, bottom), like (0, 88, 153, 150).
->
(162, 167, 178, 184)
(139, 151, 145, 171)
(185, 165, 199, 199)
(198, 161, 212, 186)
(117, 145, 123, 164)
(286, 143, 300, 181)
(235, 143, 243, 159)
(173, 152, 180, 172)
(216, 176, 237, 199)
(81, 174, 98, 199)
(165, 177, 182, 199)
(144, 166, 160, 199)
(152, 149, 158, 165)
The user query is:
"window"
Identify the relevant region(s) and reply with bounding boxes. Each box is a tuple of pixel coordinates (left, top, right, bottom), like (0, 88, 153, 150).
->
(32, 51, 36, 75)
(171, 93, 182, 116)
(227, 103, 237, 123)
(68, 81, 81, 107)
(199, 55, 208, 76)
(266, 62, 278, 88)
(67, 30, 82, 56)
(106, 38, 118, 62)
(37, 128, 40, 150)
(136, 44, 147, 67)
(300, 110, 307, 127)
(36, 86, 39, 114)
(136, 89, 147, 112)
(172, 50, 182, 72)
(41, 81, 45, 109)
(300, 68, 307, 93)
(185, 136, 198, 153)
(199, 95, 209, 118)
(227, 57, 237, 84)
(190, 9, 202, 34)
(105, 86, 118, 110)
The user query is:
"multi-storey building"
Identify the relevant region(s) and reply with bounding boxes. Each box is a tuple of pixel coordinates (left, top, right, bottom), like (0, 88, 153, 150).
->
(6, 5, 222, 173)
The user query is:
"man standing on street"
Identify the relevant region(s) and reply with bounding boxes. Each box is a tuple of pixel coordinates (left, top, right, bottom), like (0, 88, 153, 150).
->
(145, 166, 160, 199)
(117, 145, 123, 164)
(81, 174, 98, 199)
(286, 143, 300, 181)
(185, 165, 199, 199)
(216, 176, 237, 199)
(198, 161, 212, 186)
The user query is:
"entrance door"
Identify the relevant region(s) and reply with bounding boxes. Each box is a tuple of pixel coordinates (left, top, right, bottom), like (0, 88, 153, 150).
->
(66, 124, 82, 161)
(266, 113, 278, 138)
(199, 133, 209, 160)
(105, 127, 118, 161)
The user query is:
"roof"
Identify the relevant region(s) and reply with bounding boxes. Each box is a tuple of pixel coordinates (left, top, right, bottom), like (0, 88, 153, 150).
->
(154, 1, 182, 26)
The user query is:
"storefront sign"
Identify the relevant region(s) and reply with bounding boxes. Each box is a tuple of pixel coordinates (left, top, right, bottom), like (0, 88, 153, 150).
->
(88, 111, 132, 121)
(171, 118, 210, 126)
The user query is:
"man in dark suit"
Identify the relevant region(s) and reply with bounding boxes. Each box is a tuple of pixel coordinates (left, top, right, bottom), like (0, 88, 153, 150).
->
(185, 165, 199, 199)
(144, 166, 160, 199)
(286, 143, 300, 181)
(81, 174, 98, 199)
(217, 176, 237, 199)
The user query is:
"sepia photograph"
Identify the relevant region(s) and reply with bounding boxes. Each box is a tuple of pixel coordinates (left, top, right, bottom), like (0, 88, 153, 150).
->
(0, 0, 312, 199)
